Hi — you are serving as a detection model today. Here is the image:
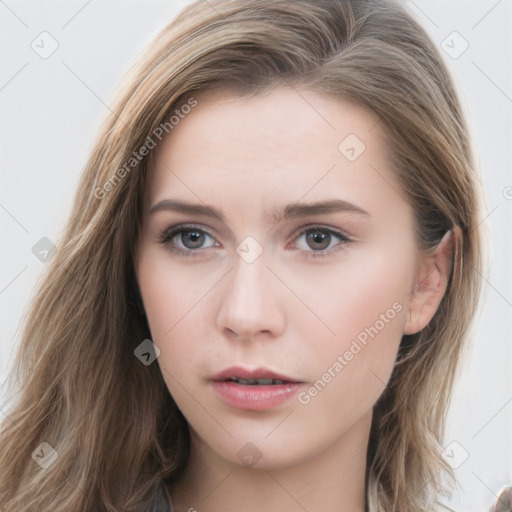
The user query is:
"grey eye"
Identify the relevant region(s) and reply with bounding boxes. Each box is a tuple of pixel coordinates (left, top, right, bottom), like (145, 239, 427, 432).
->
(179, 229, 207, 249)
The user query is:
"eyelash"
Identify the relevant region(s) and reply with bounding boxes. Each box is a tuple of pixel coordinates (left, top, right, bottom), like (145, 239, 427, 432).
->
(157, 223, 352, 260)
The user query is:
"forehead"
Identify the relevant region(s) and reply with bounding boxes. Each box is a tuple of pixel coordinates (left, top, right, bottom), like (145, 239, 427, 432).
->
(148, 86, 406, 224)
(155, 86, 383, 164)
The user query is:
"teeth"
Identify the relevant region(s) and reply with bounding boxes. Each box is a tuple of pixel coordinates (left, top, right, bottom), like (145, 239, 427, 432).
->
(228, 377, 287, 385)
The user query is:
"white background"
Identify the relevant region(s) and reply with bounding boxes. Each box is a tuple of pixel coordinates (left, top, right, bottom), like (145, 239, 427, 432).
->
(1, 1, 511, 510)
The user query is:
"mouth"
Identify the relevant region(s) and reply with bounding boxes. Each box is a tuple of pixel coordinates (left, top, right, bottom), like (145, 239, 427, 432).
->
(211, 365, 303, 384)
(210, 366, 305, 410)
(225, 377, 290, 385)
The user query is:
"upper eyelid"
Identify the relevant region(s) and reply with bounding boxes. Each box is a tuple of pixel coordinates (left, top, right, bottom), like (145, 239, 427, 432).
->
(165, 223, 218, 242)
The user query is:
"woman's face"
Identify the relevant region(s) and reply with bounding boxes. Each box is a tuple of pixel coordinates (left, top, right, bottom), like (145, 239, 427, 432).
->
(135, 87, 426, 470)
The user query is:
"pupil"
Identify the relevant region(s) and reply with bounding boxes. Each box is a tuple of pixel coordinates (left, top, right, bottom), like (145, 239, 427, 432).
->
(307, 230, 330, 250)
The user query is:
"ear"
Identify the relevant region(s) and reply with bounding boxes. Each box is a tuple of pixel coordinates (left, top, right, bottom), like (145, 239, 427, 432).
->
(403, 228, 458, 335)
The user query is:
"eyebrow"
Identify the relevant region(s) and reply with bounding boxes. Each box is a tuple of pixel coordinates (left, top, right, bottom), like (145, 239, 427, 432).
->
(149, 198, 371, 225)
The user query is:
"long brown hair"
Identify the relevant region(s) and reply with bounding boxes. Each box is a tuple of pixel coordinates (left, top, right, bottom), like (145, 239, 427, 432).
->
(0, 0, 483, 510)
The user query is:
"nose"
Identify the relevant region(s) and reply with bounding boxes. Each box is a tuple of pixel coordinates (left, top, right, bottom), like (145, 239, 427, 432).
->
(215, 249, 286, 341)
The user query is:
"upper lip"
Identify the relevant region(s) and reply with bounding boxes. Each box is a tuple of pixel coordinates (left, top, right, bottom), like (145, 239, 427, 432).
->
(211, 366, 303, 383)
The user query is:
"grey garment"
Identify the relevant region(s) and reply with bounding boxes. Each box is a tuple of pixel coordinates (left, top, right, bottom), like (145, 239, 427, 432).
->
(491, 485, 512, 511)
(149, 483, 173, 512)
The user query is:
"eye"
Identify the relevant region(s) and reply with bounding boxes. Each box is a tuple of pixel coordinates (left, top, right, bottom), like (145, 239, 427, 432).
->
(158, 225, 218, 257)
(293, 226, 351, 257)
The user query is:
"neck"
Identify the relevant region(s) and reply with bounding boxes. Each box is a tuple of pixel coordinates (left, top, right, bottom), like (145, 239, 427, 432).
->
(168, 411, 372, 512)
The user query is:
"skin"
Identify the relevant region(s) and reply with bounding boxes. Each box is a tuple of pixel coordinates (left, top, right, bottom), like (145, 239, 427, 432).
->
(135, 87, 453, 512)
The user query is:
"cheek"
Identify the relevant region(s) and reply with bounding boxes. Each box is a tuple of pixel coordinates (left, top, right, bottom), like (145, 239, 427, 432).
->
(286, 247, 410, 345)
(136, 249, 224, 388)
(289, 249, 410, 406)
(137, 247, 220, 340)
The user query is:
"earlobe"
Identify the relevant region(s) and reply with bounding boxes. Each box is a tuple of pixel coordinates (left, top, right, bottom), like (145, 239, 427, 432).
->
(403, 228, 458, 335)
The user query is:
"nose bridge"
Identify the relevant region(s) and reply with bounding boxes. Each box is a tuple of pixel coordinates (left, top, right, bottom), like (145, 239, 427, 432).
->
(227, 248, 269, 312)
(216, 242, 284, 339)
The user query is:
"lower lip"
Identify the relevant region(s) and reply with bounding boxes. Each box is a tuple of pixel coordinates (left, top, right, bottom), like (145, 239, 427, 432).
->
(211, 381, 303, 411)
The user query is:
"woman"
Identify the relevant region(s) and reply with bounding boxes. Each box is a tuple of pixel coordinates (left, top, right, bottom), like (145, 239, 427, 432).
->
(0, 0, 485, 510)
